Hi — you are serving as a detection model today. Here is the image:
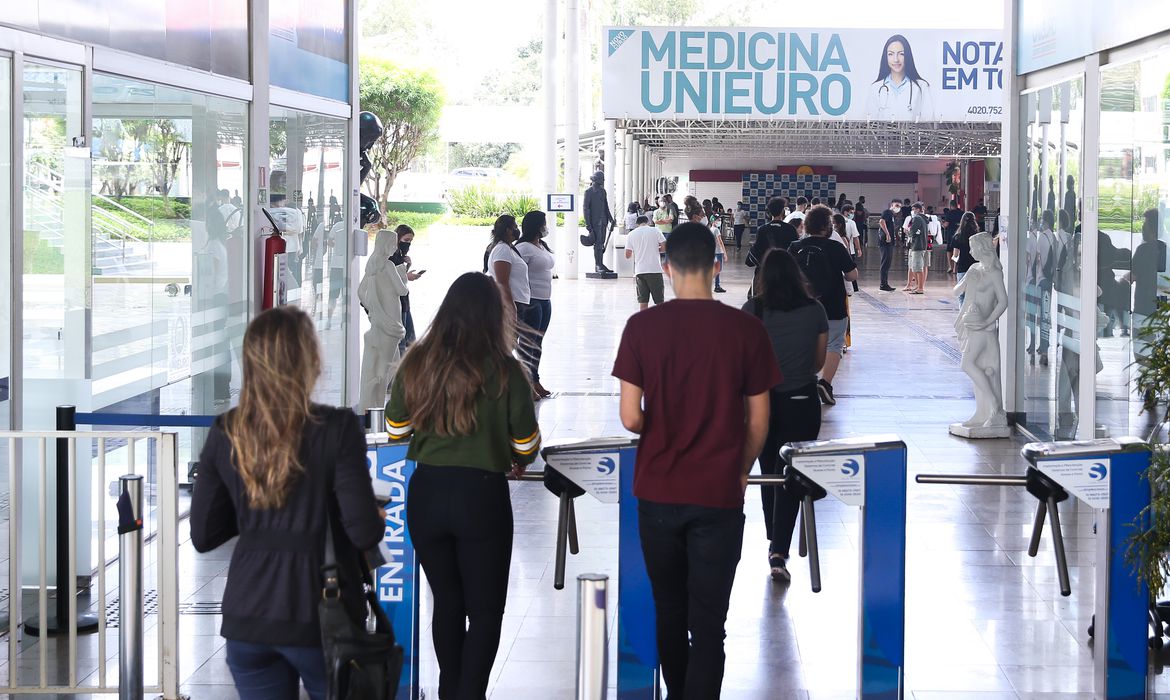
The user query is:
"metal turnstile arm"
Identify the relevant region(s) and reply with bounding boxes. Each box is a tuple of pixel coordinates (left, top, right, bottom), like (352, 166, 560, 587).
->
(1045, 495, 1072, 597)
(801, 495, 821, 593)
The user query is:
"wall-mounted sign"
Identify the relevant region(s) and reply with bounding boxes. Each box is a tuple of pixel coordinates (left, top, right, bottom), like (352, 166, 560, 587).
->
(603, 27, 1005, 123)
(547, 194, 575, 212)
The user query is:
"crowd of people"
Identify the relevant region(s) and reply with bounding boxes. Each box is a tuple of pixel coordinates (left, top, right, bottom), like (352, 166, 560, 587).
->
(189, 187, 1008, 700)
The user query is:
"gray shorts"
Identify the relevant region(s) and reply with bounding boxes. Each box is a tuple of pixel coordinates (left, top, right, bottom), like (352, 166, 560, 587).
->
(827, 318, 848, 353)
(908, 250, 927, 272)
(635, 273, 665, 304)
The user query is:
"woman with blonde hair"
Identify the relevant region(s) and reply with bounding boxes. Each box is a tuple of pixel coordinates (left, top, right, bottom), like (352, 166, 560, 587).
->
(191, 306, 384, 700)
(386, 272, 541, 700)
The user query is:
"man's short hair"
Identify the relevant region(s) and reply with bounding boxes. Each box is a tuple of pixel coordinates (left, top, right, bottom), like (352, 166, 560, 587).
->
(635, 215, 649, 225)
(811, 197, 821, 206)
(891, 198, 901, 206)
(842, 204, 854, 213)
(804, 205, 833, 237)
(665, 222, 716, 274)
(766, 197, 787, 218)
(913, 201, 924, 211)
(796, 196, 809, 206)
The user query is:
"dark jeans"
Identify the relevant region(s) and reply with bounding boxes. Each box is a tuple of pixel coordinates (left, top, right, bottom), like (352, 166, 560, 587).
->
(407, 465, 513, 700)
(518, 298, 551, 382)
(591, 228, 607, 268)
(638, 499, 745, 700)
(399, 297, 416, 355)
(758, 384, 822, 557)
(733, 224, 745, 249)
(879, 241, 894, 287)
(225, 640, 326, 700)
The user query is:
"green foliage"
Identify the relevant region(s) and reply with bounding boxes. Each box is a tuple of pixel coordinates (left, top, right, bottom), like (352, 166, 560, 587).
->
(610, 0, 697, 24)
(382, 210, 443, 235)
(1127, 300, 1170, 593)
(93, 196, 190, 221)
(359, 57, 445, 214)
(23, 234, 64, 274)
(474, 39, 543, 106)
(446, 186, 539, 220)
(448, 142, 521, 170)
(1098, 181, 1163, 232)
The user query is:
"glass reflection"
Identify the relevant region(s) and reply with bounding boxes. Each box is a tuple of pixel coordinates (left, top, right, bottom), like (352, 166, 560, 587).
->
(1096, 51, 1170, 437)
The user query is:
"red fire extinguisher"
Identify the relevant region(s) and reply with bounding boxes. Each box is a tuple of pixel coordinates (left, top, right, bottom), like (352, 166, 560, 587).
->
(261, 208, 287, 310)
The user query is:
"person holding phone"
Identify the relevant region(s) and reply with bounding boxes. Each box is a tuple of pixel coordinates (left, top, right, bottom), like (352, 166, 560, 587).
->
(516, 211, 556, 398)
(395, 225, 425, 354)
(386, 272, 541, 700)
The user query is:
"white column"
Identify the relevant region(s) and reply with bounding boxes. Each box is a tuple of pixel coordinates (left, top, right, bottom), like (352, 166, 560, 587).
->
(1079, 54, 1102, 440)
(622, 131, 634, 217)
(634, 141, 643, 207)
(542, 0, 558, 247)
(345, 0, 361, 405)
(999, 0, 1023, 417)
(250, 0, 272, 314)
(604, 119, 618, 269)
(562, 0, 580, 278)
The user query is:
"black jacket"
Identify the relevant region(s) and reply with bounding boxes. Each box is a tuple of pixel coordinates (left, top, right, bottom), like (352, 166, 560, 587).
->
(746, 220, 798, 267)
(190, 406, 384, 646)
(583, 185, 614, 234)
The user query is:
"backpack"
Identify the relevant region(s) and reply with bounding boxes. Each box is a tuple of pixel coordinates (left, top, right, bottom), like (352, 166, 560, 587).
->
(793, 240, 838, 300)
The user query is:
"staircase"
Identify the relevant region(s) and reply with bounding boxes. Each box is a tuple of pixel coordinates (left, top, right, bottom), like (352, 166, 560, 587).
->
(25, 166, 153, 276)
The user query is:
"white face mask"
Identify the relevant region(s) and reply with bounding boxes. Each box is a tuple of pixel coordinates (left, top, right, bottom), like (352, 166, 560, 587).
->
(892, 206, 901, 214)
(845, 213, 853, 220)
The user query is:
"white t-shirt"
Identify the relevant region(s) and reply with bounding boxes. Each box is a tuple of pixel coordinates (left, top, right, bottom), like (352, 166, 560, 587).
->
(218, 203, 243, 232)
(626, 225, 666, 275)
(516, 241, 555, 300)
(328, 222, 347, 270)
(733, 208, 748, 226)
(844, 218, 860, 253)
(624, 212, 639, 231)
(711, 225, 727, 256)
(269, 206, 304, 255)
(487, 242, 531, 305)
(785, 211, 806, 225)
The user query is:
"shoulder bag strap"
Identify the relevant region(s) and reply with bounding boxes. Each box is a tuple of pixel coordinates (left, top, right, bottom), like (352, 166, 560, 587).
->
(320, 427, 342, 598)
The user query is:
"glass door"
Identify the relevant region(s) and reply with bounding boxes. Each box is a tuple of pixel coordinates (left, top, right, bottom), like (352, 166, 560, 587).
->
(20, 59, 89, 428)
(0, 55, 12, 432)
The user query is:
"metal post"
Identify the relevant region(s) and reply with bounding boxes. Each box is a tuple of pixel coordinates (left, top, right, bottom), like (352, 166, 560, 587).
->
(1027, 500, 1047, 557)
(554, 491, 572, 590)
(576, 574, 608, 700)
(567, 498, 580, 555)
(28, 405, 98, 635)
(802, 494, 821, 594)
(1045, 495, 1072, 596)
(117, 475, 145, 700)
(604, 119, 618, 271)
(542, 0, 558, 244)
(366, 407, 385, 433)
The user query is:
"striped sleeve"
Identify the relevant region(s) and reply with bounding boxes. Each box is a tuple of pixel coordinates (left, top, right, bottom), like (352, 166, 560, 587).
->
(384, 370, 414, 442)
(507, 361, 542, 466)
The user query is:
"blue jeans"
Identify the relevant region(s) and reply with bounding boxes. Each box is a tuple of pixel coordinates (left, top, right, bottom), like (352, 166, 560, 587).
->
(714, 252, 725, 288)
(518, 299, 552, 383)
(225, 640, 326, 700)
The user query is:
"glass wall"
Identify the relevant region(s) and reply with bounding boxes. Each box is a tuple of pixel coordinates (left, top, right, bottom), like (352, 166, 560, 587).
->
(269, 106, 350, 404)
(1018, 78, 1086, 440)
(0, 55, 11, 431)
(1095, 50, 1170, 437)
(89, 75, 249, 467)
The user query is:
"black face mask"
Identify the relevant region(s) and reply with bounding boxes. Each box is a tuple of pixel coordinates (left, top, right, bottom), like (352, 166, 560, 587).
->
(398, 241, 411, 255)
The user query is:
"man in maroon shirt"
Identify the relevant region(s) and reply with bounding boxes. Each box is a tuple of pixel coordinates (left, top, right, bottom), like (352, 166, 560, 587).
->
(613, 222, 780, 698)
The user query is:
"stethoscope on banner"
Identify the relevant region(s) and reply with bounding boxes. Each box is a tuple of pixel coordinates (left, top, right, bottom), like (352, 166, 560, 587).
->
(878, 81, 915, 113)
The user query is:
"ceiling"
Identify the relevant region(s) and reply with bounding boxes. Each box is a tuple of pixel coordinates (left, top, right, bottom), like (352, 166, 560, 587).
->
(612, 119, 1002, 159)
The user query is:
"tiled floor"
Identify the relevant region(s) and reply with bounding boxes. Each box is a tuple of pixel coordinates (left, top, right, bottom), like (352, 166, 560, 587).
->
(11, 227, 1170, 698)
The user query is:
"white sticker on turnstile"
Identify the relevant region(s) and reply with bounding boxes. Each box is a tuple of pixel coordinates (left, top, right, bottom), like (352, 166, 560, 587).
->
(1035, 459, 1110, 509)
(544, 451, 621, 503)
(790, 453, 865, 507)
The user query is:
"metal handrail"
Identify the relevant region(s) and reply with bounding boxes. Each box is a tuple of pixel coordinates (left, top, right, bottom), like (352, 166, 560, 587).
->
(0, 429, 180, 698)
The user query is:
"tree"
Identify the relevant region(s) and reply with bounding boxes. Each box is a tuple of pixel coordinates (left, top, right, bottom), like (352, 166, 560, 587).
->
(359, 58, 445, 212)
(609, 0, 697, 25)
(448, 142, 521, 170)
(146, 119, 190, 210)
(474, 40, 543, 106)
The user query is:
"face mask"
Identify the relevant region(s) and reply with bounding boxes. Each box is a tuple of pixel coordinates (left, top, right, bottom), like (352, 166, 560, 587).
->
(541, 226, 549, 238)
(893, 206, 901, 213)
(845, 214, 853, 220)
(398, 241, 411, 254)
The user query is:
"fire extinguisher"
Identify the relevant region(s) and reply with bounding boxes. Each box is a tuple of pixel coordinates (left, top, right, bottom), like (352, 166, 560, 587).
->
(261, 208, 287, 310)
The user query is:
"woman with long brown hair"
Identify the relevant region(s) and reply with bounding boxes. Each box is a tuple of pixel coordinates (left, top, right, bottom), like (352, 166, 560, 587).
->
(386, 272, 541, 700)
(191, 306, 384, 700)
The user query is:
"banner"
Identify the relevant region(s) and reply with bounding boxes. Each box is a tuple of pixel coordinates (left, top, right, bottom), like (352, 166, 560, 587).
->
(603, 27, 1004, 122)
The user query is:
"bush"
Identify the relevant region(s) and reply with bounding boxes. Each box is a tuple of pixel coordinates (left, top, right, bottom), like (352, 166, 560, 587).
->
(382, 210, 442, 234)
(24, 233, 64, 274)
(447, 186, 541, 220)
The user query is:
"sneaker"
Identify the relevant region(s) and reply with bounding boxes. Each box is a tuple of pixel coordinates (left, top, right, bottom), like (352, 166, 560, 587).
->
(817, 379, 836, 406)
(879, 285, 896, 292)
(769, 554, 791, 583)
(714, 286, 727, 293)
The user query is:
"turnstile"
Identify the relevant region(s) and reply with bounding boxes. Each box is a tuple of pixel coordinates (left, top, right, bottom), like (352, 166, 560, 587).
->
(917, 437, 1151, 700)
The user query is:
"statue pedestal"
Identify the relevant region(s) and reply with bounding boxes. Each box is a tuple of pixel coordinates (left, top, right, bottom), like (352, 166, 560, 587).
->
(949, 422, 1012, 439)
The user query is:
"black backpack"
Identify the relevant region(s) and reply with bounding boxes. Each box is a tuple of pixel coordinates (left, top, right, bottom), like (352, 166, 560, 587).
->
(793, 240, 838, 300)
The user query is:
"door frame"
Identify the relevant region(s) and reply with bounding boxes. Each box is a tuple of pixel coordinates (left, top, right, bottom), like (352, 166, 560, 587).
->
(0, 27, 92, 431)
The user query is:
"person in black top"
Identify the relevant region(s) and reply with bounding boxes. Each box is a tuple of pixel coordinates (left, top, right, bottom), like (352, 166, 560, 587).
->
(191, 306, 384, 700)
(788, 205, 858, 405)
(583, 171, 616, 274)
(746, 197, 799, 269)
(972, 199, 989, 231)
(951, 212, 979, 302)
(876, 199, 901, 291)
(854, 196, 868, 246)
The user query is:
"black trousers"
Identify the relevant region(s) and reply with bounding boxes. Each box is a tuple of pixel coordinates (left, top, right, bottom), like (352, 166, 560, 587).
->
(590, 227, 607, 268)
(638, 500, 744, 700)
(733, 224, 745, 249)
(757, 385, 822, 557)
(879, 242, 894, 287)
(407, 465, 513, 700)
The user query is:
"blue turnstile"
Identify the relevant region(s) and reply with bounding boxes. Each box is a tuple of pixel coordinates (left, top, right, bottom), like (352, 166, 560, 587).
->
(781, 434, 909, 700)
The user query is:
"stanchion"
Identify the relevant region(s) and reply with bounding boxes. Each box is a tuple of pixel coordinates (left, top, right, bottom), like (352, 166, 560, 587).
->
(576, 574, 608, 700)
(26, 405, 100, 636)
(116, 476, 144, 700)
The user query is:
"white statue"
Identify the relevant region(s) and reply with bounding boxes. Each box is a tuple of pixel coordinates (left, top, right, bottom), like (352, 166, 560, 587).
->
(951, 233, 1011, 438)
(358, 230, 409, 411)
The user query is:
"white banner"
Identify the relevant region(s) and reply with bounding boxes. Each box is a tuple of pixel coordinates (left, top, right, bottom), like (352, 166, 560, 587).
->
(790, 453, 866, 507)
(1035, 459, 1111, 509)
(603, 27, 1005, 122)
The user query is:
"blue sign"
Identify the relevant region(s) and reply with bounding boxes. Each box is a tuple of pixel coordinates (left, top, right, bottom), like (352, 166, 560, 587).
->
(615, 444, 657, 698)
(369, 443, 420, 700)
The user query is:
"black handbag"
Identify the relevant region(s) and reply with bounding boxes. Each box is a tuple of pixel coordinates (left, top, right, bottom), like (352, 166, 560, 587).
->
(319, 501, 404, 699)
